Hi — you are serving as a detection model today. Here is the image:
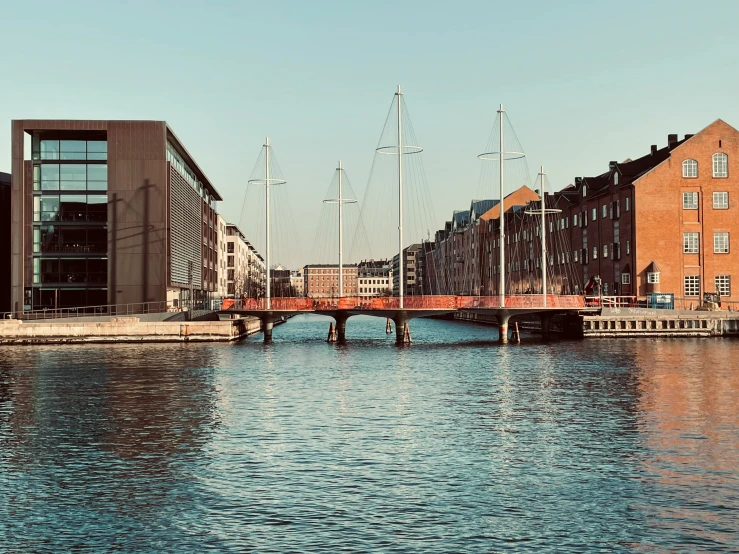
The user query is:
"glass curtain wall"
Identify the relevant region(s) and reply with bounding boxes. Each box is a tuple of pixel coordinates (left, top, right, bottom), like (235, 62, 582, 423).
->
(30, 135, 108, 310)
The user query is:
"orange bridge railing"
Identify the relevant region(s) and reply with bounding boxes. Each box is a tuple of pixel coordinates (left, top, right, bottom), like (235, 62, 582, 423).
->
(222, 295, 586, 312)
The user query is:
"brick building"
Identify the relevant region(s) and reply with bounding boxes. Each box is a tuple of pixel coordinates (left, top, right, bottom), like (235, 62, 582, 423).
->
(303, 264, 358, 298)
(425, 119, 739, 303)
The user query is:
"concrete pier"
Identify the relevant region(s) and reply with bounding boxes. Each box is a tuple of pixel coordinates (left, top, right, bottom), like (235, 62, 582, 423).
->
(583, 308, 739, 338)
(497, 312, 510, 344)
(0, 316, 261, 345)
(263, 320, 274, 343)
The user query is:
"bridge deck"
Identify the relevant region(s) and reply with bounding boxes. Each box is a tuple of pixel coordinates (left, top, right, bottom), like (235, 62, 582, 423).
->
(220, 295, 587, 315)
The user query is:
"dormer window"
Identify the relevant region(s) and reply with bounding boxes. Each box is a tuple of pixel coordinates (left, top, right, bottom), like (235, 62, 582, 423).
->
(682, 159, 698, 178)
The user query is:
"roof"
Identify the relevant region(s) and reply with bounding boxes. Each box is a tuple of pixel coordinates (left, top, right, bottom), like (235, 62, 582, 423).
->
(452, 210, 470, 230)
(0, 172, 10, 185)
(480, 185, 540, 221)
(470, 199, 497, 221)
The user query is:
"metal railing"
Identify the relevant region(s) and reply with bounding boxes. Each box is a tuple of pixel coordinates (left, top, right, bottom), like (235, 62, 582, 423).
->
(2, 300, 171, 321)
(585, 296, 638, 308)
(221, 295, 587, 312)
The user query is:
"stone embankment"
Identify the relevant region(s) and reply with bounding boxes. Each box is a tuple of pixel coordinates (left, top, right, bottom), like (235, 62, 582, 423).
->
(582, 307, 739, 338)
(0, 316, 263, 345)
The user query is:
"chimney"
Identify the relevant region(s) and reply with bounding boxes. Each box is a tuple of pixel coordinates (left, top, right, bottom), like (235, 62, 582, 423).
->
(668, 133, 678, 148)
(575, 177, 583, 186)
(650, 144, 657, 156)
(609, 160, 617, 170)
(684, 134, 694, 140)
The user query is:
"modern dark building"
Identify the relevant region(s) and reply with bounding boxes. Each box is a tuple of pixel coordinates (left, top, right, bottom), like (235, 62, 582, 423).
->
(10, 120, 223, 312)
(1, 172, 10, 314)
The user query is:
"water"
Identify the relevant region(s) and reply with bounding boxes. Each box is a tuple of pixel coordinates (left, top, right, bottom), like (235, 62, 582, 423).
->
(1, 315, 738, 552)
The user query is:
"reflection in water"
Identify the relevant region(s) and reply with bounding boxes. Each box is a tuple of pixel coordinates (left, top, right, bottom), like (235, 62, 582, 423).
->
(0, 318, 738, 552)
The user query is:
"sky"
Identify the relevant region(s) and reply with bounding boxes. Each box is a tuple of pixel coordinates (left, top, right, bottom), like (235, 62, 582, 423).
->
(3, 0, 739, 268)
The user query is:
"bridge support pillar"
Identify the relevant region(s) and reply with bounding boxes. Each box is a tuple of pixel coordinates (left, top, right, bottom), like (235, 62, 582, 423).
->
(394, 316, 411, 346)
(334, 314, 348, 343)
(539, 313, 553, 340)
(263, 320, 273, 343)
(497, 311, 510, 344)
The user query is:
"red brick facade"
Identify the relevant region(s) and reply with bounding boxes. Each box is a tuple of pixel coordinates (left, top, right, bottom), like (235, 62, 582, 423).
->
(424, 119, 739, 302)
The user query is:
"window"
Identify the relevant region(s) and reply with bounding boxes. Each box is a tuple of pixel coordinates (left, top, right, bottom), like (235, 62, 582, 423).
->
(626, 240, 630, 255)
(713, 192, 729, 209)
(573, 250, 578, 262)
(683, 192, 698, 210)
(682, 159, 698, 178)
(573, 215, 578, 227)
(583, 184, 587, 197)
(625, 197, 630, 211)
(592, 208, 597, 221)
(593, 246, 598, 260)
(602, 205, 607, 218)
(715, 275, 731, 297)
(684, 275, 700, 297)
(713, 153, 728, 178)
(647, 272, 660, 284)
(621, 273, 631, 285)
(714, 232, 729, 254)
(603, 244, 608, 258)
(684, 232, 699, 253)
(614, 173, 619, 185)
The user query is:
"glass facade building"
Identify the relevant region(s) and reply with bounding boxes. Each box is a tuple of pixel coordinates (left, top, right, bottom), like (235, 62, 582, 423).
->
(30, 135, 108, 309)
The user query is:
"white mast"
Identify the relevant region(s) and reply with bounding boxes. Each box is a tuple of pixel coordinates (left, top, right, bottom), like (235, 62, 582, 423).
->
(338, 160, 343, 297)
(265, 136, 271, 310)
(540, 166, 547, 308)
(397, 85, 404, 309)
(499, 104, 505, 308)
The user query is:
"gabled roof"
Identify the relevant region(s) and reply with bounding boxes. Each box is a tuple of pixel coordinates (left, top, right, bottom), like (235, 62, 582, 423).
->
(452, 210, 470, 231)
(480, 185, 540, 221)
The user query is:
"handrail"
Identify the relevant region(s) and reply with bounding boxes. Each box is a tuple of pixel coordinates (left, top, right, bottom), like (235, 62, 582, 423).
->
(2, 300, 172, 321)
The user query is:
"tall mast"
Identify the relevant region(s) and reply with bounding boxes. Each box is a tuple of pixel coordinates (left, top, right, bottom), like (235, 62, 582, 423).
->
(338, 160, 343, 297)
(499, 104, 505, 308)
(540, 166, 547, 308)
(397, 85, 404, 309)
(265, 136, 271, 310)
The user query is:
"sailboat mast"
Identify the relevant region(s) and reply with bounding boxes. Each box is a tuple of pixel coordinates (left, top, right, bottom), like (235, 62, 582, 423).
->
(265, 136, 271, 310)
(540, 166, 547, 308)
(338, 160, 343, 298)
(397, 85, 404, 309)
(499, 105, 505, 308)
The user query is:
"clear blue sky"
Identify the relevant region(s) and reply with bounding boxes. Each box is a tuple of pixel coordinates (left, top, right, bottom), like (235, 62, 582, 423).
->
(3, 0, 739, 267)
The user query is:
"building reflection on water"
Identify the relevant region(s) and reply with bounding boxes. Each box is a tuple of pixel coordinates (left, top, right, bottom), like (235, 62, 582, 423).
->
(632, 340, 739, 548)
(0, 344, 222, 531)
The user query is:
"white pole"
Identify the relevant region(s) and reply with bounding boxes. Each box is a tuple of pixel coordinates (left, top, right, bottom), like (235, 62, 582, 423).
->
(397, 85, 404, 309)
(499, 104, 505, 308)
(265, 137, 271, 310)
(338, 160, 343, 298)
(540, 166, 547, 308)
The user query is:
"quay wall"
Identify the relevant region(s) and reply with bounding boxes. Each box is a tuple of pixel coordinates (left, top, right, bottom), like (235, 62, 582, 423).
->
(582, 308, 739, 338)
(0, 316, 262, 345)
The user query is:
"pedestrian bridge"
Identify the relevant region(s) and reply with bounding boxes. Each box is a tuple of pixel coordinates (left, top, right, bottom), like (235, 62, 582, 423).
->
(219, 295, 590, 344)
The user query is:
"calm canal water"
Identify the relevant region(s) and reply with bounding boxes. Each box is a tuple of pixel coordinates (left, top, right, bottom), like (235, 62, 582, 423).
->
(1, 315, 738, 552)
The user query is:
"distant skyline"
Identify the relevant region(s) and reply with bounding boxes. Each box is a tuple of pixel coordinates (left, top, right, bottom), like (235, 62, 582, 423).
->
(3, 0, 739, 268)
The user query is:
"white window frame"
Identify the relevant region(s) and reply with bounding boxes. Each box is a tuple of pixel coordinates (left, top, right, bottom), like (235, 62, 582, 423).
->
(713, 191, 729, 210)
(573, 214, 578, 227)
(713, 153, 728, 178)
(602, 205, 607, 218)
(715, 275, 731, 297)
(592, 208, 597, 221)
(714, 232, 729, 254)
(593, 246, 598, 260)
(682, 191, 699, 210)
(683, 232, 700, 254)
(603, 244, 608, 258)
(621, 273, 631, 285)
(625, 197, 630, 211)
(647, 272, 660, 284)
(682, 159, 698, 178)
(684, 275, 700, 297)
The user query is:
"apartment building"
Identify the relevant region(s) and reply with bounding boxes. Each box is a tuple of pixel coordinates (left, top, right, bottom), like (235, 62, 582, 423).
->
(392, 244, 425, 296)
(10, 120, 223, 312)
(425, 119, 739, 302)
(303, 264, 358, 298)
(357, 259, 391, 297)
